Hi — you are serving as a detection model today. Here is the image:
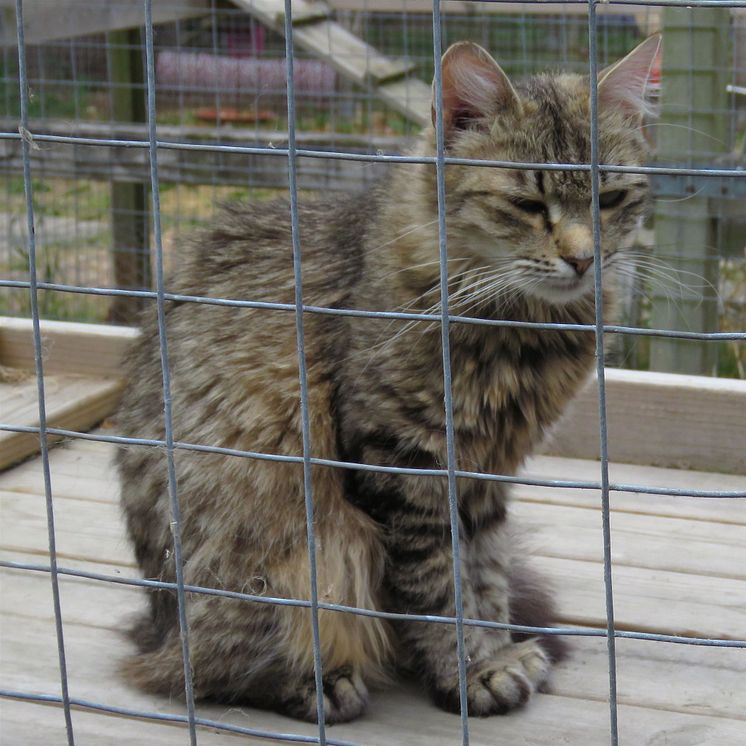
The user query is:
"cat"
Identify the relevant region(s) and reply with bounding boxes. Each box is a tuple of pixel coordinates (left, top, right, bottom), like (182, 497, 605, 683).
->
(116, 35, 661, 722)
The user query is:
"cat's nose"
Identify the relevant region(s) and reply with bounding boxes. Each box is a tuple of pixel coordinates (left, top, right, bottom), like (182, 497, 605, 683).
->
(561, 255, 594, 276)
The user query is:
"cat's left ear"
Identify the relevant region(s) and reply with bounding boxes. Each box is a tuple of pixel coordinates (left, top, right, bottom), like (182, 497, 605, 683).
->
(598, 34, 662, 119)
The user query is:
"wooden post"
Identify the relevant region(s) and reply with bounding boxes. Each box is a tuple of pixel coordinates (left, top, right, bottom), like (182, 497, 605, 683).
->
(649, 9, 730, 375)
(107, 27, 150, 325)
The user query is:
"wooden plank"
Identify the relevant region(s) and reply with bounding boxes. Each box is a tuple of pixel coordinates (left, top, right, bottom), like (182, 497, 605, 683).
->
(293, 19, 417, 84)
(513, 500, 746, 580)
(0, 376, 124, 470)
(3, 611, 745, 728)
(3, 436, 743, 526)
(2, 605, 746, 746)
(2, 434, 743, 581)
(0, 0, 209, 46)
(0, 456, 121, 503)
(376, 76, 430, 126)
(7, 326, 745, 473)
(0, 118, 408, 152)
(0, 700, 231, 746)
(4, 468, 745, 582)
(5, 693, 746, 746)
(4, 319, 743, 473)
(279, 0, 333, 25)
(0, 490, 135, 568)
(543, 368, 746, 474)
(4, 531, 744, 647)
(518, 456, 746, 525)
(2, 411, 745, 742)
(2, 664, 745, 746)
(0, 563, 145, 630)
(0, 317, 138, 378)
(555, 635, 746, 722)
(0, 438, 121, 502)
(536, 555, 746, 641)
(0, 318, 132, 469)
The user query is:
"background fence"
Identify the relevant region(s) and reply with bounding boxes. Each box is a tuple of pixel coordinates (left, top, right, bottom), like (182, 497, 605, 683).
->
(1, 0, 744, 374)
(1, 2, 746, 746)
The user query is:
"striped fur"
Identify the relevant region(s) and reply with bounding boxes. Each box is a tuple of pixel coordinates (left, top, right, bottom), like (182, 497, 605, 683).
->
(117, 39, 657, 721)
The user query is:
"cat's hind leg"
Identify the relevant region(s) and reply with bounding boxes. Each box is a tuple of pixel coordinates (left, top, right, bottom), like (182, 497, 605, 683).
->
(120, 593, 283, 701)
(121, 621, 369, 723)
(121, 517, 389, 723)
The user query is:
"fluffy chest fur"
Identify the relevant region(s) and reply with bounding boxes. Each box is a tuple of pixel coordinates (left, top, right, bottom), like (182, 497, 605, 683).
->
(336, 298, 596, 498)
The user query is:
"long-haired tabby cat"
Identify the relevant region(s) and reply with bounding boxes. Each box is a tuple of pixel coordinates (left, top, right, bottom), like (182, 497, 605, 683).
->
(117, 36, 660, 722)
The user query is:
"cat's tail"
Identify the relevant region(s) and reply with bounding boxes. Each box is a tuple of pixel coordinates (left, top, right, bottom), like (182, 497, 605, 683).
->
(508, 558, 569, 664)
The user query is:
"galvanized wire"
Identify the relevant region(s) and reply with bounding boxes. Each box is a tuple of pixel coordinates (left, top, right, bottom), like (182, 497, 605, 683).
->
(283, 0, 328, 736)
(143, 1, 199, 743)
(12, 1, 75, 743)
(0, 688, 364, 746)
(2, 277, 745, 340)
(1, 422, 745, 498)
(475, 0, 746, 6)
(3, 558, 746, 649)
(587, 4, 618, 743)
(2, 2, 746, 745)
(1, 129, 744, 178)
(431, 1, 470, 739)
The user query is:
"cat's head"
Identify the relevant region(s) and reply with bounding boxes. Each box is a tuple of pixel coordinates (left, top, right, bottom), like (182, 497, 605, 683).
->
(420, 35, 661, 309)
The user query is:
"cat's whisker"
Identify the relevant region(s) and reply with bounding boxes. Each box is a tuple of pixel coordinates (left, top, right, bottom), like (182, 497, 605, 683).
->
(353, 268, 529, 373)
(637, 121, 728, 148)
(349, 266, 504, 369)
(614, 265, 711, 328)
(655, 186, 706, 203)
(630, 262, 718, 300)
(376, 254, 468, 283)
(450, 273, 530, 318)
(619, 250, 717, 282)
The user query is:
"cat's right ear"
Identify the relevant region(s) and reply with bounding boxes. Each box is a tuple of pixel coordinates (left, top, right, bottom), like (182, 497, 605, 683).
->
(433, 42, 520, 139)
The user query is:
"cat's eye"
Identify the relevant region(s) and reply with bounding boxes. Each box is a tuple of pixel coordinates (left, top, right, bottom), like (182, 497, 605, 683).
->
(598, 190, 627, 209)
(510, 197, 547, 215)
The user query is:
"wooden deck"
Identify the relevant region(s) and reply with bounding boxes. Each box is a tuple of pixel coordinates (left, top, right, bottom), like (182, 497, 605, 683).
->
(1, 433, 745, 745)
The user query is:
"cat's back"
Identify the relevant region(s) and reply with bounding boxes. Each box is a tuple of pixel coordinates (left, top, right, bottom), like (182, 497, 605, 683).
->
(174, 192, 372, 305)
(117, 189, 375, 443)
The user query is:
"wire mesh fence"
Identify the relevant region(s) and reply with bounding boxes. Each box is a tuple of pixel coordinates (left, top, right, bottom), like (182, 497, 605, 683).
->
(1, 1, 746, 745)
(1, 0, 744, 376)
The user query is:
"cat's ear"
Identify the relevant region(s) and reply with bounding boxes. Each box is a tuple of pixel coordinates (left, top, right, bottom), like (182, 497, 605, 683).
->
(598, 34, 662, 119)
(433, 41, 520, 137)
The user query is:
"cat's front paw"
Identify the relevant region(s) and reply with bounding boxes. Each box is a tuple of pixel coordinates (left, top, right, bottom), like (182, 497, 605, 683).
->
(432, 639, 550, 716)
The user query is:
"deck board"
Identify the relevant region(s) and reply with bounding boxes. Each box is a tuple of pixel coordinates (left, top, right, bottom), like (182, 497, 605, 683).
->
(1, 436, 745, 745)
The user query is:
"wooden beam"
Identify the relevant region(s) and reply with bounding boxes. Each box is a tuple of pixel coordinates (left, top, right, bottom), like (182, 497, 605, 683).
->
(0, 118, 401, 191)
(0, 317, 136, 469)
(0, 317, 138, 378)
(2, 318, 743, 474)
(542, 368, 746, 474)
(650, 8, 731, 376)
(231, 0, 431, 124)
(0, 376, 124, 470)
(326, 0, 664, 35)
(0, 0, 209, 46)
(107, 27, 151, 325)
